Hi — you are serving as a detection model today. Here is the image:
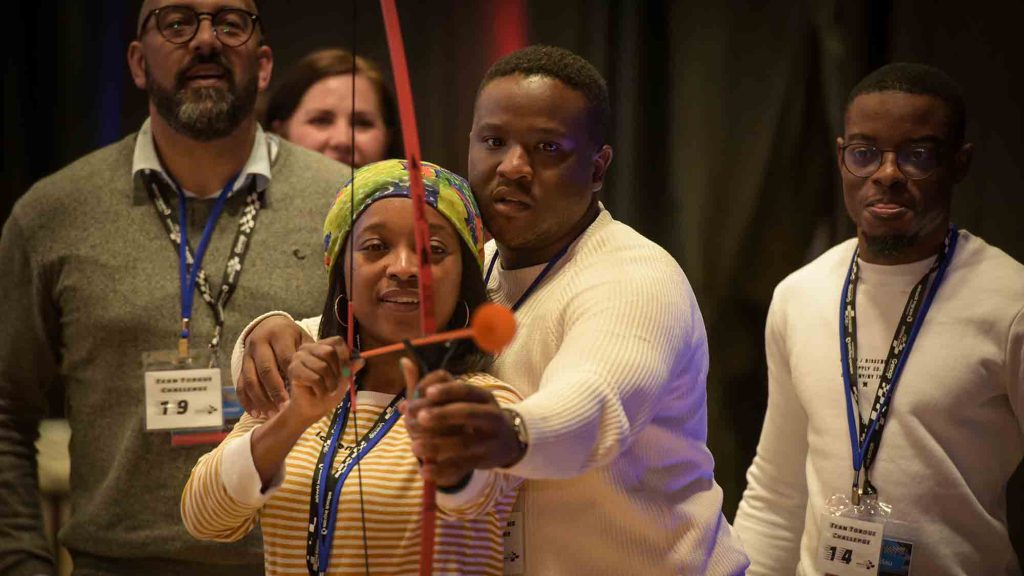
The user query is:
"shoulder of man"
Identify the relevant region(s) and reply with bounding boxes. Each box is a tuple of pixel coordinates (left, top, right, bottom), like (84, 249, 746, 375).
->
(944, 229, 1024, 311)
(9, 133, 138, 237)
(17, 133, 137, 208)
(951, 229, 1024, 281)
(270, 139, 352, 195)
(772, 237, 858, 303)
(575, 211, 685, 279)
(569, 212, 699, 316)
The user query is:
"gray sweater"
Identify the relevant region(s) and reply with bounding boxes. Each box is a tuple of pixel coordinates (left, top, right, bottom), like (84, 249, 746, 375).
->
(0, 132, 350, 576)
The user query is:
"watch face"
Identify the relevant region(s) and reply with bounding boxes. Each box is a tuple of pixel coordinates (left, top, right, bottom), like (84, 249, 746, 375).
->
(504, 408, 528, 446)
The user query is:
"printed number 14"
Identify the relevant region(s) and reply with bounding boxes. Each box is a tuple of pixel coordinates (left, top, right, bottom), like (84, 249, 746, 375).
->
(825, 546, 853, 564)
(161, 399, 189, 415)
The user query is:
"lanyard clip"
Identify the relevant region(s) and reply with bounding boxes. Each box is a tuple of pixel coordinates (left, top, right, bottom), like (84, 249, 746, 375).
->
(851, 469, 865, 506)
(178, 318, 190, 362)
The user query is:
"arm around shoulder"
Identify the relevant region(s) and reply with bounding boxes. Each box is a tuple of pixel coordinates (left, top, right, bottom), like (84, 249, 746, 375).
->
(508, 251, 706, 479)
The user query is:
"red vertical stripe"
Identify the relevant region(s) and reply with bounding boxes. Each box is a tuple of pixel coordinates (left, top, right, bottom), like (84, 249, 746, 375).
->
(490, 0, 528, 60)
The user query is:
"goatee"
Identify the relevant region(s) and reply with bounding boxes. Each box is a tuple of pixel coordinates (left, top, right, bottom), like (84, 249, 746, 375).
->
(863, 233, 917, 259)
(147, 54, 258, 141)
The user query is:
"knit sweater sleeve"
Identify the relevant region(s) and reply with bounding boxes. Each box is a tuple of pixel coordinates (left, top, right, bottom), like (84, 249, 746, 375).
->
(435, 373, 524, 519)
(1008, 304, 1024, 433)
(180, 413, 276, 542)
(505, 245, 704, 479)
(0, 209, 59, 576)
(733, 288, 809, 575)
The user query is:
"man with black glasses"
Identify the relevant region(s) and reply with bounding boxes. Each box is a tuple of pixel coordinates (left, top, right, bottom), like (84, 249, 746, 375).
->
(0, 1, 348, 574)
(734, 63, 1024, 576)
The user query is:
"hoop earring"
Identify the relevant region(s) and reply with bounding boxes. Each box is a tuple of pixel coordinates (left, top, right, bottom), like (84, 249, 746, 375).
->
(454, 300, 470, 329)
(334, 294, 349, 328)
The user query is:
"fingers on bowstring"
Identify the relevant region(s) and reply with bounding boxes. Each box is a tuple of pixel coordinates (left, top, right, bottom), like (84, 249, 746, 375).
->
(322, 335, 365, 379)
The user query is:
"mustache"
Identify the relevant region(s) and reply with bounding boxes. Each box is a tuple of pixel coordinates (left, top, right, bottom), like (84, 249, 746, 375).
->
(492, 177, 529, 195)
(174, 54, 234, 90)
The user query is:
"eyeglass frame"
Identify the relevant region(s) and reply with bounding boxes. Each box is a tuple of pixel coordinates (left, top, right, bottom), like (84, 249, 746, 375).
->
(838, 142, 948, 181)
(138, 5, 262, 47)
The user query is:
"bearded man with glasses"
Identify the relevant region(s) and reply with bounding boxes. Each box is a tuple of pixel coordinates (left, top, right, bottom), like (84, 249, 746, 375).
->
(734, 63, 1024, 576)
(0, 1, 349, 575)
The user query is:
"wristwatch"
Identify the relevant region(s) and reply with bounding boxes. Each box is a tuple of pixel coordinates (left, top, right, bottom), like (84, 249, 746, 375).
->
(502, 408, 529, 464)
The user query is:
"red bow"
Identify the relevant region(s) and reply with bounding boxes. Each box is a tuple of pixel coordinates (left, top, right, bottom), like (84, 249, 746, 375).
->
(379, 1, 439, 573)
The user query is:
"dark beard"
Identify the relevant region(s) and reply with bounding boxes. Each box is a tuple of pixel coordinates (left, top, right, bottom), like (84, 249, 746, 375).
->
(147, 55, 258, 141)
(863, 232, 917, 259)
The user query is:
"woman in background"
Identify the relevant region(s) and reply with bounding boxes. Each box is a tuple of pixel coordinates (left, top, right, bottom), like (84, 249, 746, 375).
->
(264, 48, 401, 168)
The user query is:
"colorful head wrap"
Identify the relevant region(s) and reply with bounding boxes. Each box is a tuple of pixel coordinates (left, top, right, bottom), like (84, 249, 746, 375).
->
(322, 159, 485, 272)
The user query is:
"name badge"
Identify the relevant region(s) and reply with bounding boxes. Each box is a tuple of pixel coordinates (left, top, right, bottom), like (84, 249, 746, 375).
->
(144, 367, 224, 431)
(817, 513, 884, 576)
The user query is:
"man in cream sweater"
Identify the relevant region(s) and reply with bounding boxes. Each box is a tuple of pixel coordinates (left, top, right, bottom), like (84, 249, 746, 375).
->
(234, 46, 748, 575)
(734, 63, 1024, 575)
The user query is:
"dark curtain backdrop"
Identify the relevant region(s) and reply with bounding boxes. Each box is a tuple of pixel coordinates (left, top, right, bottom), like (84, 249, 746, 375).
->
(4, 0, 1021, 553)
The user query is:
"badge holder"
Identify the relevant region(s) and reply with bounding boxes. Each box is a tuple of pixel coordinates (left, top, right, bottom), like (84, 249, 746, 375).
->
(142, 348, 225, 440)
(817, 490, 887, 576)
(818, 490, 914, 576)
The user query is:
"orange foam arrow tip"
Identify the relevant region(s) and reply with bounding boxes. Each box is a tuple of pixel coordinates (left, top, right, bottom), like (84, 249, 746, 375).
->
(470, 303, 516, 353)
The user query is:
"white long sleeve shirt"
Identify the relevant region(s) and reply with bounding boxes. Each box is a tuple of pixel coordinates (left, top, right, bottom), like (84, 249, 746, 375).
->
(734, 230, 1024, 576)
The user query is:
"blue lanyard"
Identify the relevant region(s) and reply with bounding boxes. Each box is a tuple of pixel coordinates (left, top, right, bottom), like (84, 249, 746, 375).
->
(175, 174, 239, 344)
(481, 243, 569, 311)
(481, 231, 581, 309)
(483, 210, 599, 311)
(307, 392, 404, 575)
(838, 227, 958, 502)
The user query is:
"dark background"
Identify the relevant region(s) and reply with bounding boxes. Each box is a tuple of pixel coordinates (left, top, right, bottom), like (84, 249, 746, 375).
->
(4, 0, 1021, 553)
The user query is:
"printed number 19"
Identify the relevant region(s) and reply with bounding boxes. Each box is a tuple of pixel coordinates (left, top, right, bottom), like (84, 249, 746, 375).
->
(160, 400, 189, 415)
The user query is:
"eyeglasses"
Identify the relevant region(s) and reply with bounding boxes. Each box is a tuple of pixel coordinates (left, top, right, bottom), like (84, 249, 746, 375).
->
(840, 143, 942, 180)
(139, 5, 260, 48)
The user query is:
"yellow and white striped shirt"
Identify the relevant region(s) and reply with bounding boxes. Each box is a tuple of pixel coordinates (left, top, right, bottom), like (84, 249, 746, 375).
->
(182, 373, 522, 575)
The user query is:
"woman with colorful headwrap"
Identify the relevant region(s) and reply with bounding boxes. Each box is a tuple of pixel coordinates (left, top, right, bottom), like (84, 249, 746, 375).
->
(182, 160, 522, 575)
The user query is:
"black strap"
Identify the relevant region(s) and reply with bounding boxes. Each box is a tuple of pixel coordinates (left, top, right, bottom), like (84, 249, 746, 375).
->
(841, 228, 957, 495)
(306, 390, 405, 576)
(144, 170, 262, 356)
